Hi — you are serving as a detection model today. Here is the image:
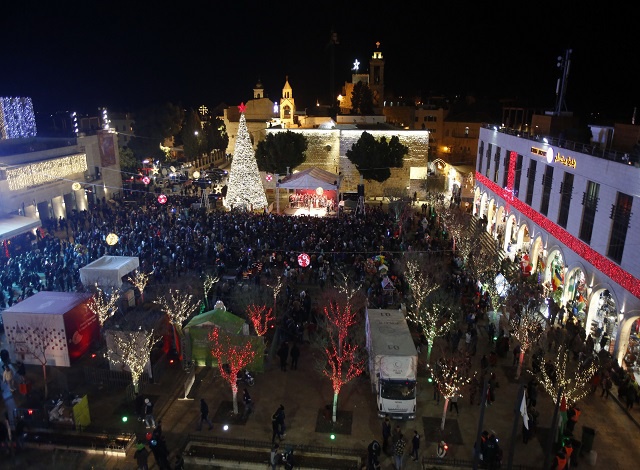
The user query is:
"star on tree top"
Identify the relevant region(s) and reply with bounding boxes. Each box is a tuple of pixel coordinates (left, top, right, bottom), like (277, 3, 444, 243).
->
(238, 102, 246, 113)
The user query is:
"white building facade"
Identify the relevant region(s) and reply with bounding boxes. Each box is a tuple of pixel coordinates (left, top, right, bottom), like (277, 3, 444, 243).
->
(473, 125, 640, 367)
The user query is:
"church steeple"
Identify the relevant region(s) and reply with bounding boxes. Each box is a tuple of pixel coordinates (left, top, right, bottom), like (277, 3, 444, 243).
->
(369, 41, 384, 108)
(253, 79, 265, 99)
(280, 76, 295, 128)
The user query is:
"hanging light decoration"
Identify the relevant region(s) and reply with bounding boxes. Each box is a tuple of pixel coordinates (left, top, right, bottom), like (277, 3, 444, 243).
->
(298, 253, 311, 268)
(158, 194, 168, 204)
(142, 176, 150, 185)
(192, 171, 200, 179)
(106, 233, 119, 245)
(72, 182, 81, 191)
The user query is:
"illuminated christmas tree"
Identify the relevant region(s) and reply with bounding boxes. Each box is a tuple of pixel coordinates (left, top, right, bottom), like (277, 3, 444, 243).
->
(224, 103, 268, 211)
(209, 327, 257, 414)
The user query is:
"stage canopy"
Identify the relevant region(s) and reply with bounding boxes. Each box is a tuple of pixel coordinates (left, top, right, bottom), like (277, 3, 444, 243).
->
(79, 255, 140, 289)
(0, 214, 41, 242)
(278, 167, 339, 190)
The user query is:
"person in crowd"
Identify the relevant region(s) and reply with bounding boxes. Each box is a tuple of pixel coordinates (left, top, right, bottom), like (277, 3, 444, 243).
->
(144, 398, 156, 429)
(134, 442, 150, 470)
(242, 388, 254, 418)
(381, 415, 392, 455)
(290, 342, 300, 370)
(410, 430, 420, 461)
(198, 398, 213, 431)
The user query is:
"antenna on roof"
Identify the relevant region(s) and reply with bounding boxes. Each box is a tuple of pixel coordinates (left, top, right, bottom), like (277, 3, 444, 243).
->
(554, 49, 572, 116)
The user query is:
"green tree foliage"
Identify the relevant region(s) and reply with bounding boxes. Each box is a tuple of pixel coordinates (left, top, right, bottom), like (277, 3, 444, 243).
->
(181, 109, 203, 160)
(118, 146, 138, 173)
(345, 132, 408, 182)
(255, 131, 308, 174)
(128, 102, 184, 163)
(350, 81, 375, 115)
(204, 116, 229, 152)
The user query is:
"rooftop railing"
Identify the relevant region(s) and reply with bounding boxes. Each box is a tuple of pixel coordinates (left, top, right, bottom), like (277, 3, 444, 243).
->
(482, 124, 639, 166)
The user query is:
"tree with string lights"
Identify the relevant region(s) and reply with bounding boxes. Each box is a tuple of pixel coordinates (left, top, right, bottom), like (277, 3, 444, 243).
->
(266, 275, 283, 318)
(403, 257, 451, 362)
(209, 327, 257, 415)
(437, 201, 472, 255)
(246, 304, 275, 336)
(510, 309, 544, 379)
(429, 355, 473, 430)
(109, 329, 157, 393)
(5, 319, 62, 399)
(202, 274, 219, 309)
(537, 346, 599, 406)
(87, 287, 119, 328)
(404, 259, 441, 315)
(408, 288, 458, 363)
(315, 301, 365, 422)
(155, 289, 201, 358)
(128, 270, 150, 304)
(334, 268, 364, 309)
(224, 103, 268, 211)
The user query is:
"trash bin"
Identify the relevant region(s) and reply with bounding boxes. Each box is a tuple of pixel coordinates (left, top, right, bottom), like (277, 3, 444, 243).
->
(569, 439, 581, 466)
(581, 426, 596, 454)
(18, 381, 32, 395)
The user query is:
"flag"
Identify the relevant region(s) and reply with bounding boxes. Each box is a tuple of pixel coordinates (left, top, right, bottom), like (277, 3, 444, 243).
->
(520, 392, 529, 430)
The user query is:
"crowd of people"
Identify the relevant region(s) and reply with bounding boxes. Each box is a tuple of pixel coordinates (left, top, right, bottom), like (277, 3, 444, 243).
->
(1, 191, 459, 314)
(2, 189, 639, 468)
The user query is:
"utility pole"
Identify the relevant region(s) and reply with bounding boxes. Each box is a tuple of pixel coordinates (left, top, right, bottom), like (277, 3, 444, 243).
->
(328, 31, 339, 115)
(554, 49, 572, 116)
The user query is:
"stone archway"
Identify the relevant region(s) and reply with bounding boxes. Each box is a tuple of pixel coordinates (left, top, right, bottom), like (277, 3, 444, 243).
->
(473, 187, 481, 216)
(515, 223, 531, 254)
(585, 287, 620, 355)
(544, 248, 566, 304)
(530, 236, 545, 275)
(618, 314, 640, 368)
(504, 213, 518, 253)
(486, 199, 497, 235)
(563, 265, 588, 326)
(495, 205, 506, 247)
(479, 192, 488, 219)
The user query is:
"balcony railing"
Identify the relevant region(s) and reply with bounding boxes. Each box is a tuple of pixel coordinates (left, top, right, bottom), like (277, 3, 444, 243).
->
(482, 124, 638, 166)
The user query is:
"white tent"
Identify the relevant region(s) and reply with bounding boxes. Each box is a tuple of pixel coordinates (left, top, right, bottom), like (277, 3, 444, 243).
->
(278, 167, 339, 190)
(79, 255, 140, 289)
(0, 214, 41, 242)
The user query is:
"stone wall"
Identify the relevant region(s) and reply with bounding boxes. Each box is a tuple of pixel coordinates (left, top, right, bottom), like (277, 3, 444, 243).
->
(266, 128, 429, 197)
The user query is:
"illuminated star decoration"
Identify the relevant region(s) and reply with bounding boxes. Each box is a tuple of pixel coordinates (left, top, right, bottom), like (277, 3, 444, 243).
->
(238, 102, 246, 113)
(151, 166, 160, 175)
(352, 59, 360, 71)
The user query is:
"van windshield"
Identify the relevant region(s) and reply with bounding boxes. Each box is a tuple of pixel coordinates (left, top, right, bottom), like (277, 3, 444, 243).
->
(380, 381, 416, 400)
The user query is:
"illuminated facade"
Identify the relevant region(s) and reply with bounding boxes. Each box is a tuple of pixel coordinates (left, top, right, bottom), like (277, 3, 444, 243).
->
(0, 97, 37, 139)
(0, 132, 123, 231)
(473, 124, 640, 367)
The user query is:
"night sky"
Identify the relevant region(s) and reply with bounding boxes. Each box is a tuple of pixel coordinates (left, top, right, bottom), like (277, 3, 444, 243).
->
(1, 1, 638, 122)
